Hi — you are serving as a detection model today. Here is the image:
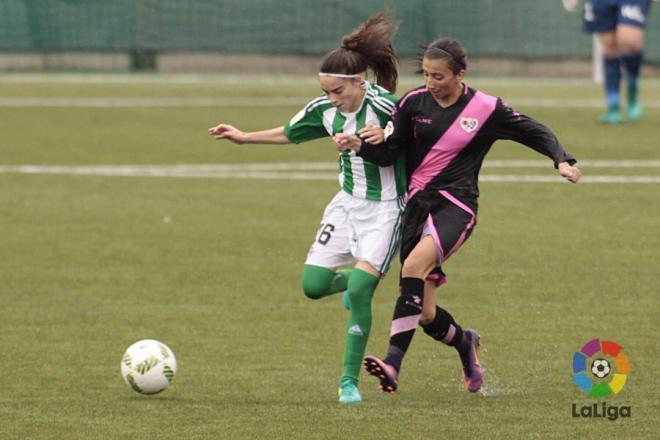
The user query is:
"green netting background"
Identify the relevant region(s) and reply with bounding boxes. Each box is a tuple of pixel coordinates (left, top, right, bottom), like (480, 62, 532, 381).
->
(0, 0, 658, 63)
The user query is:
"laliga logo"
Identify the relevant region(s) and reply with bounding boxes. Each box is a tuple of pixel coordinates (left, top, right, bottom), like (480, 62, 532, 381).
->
(572, 338, 630, 397)
(571, 338, 631, 421)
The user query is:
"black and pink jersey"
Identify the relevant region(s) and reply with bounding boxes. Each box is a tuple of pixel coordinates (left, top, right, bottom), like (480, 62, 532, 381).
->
(358, 84, 577, 205)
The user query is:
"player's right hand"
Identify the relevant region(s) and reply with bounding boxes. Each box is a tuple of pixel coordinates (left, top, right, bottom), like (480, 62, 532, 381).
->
(358, 124, 385, 144)
(208, 124, 247, 144)
(558, 162, 581, 183)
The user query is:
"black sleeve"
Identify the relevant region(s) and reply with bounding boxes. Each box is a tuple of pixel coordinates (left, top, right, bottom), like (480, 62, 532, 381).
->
(357, 97, 413, 167)
(492, 99, 577, 168)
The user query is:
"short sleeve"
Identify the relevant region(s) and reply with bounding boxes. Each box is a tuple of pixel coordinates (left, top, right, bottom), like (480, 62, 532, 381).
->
(283, 100, 329, 144)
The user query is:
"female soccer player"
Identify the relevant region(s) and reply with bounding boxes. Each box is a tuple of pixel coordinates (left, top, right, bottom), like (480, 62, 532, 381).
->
(570, 0, 652, 123)
(335, 37, 581, 394)
(208, 11, 405, 404)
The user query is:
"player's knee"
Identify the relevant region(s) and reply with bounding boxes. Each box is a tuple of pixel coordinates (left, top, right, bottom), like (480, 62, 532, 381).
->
(346, 288, 360, 303)
(302, 287, 324, 300)
(302, 278, 327, 300)
(402, 254, 432, 278)
(346, 288, 372, 310)
(599, 34, 618, 56)
(302, 265, 336, 299)
(401, 256, 419, 275)
(619, 41, 643, 55)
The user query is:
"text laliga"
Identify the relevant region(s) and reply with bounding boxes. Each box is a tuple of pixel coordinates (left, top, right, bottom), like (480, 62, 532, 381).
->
(571, 402, 631, 421)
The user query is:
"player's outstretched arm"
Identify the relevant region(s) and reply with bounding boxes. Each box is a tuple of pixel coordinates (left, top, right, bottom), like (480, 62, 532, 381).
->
(208, 124, 291, 145)
(558, 161, 581, 183)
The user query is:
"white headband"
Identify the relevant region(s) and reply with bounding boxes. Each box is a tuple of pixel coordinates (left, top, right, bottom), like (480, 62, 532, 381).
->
(318, 72, 361, 78)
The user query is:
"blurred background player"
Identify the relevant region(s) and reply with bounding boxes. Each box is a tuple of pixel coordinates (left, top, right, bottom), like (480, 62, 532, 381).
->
(565, 0, 652, 123)
(208, 11, 405, 404)
(335, 37, 581, 395)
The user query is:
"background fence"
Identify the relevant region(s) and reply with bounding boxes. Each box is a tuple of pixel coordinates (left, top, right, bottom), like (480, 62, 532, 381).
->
(0, 0, 658, 71)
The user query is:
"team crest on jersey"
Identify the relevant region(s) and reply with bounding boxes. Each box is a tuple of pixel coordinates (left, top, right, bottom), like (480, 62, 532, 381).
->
(460, 117, 479, 133)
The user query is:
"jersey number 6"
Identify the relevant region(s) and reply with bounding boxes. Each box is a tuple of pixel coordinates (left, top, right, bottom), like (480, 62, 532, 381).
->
(317, 223, 335, 245)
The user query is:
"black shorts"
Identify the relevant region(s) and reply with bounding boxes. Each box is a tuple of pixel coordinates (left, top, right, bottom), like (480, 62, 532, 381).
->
(583, 0, 651, 33)
(400, 190, 477, 286)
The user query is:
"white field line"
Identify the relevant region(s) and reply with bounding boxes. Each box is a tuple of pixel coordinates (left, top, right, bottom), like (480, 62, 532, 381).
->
(1, 162, 660, 183)
(1, 74, 659, 88)
(484, 160, 660, 168)
(0, 74, 602, 85)
(478, 175, 660, 183)
(1, 96, 659, 108)
(0, 97, 308, 108)
(3, 160, 657, 173)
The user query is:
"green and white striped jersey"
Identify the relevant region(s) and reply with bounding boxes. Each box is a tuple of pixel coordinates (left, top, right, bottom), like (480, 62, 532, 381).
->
(284, 81, 406, 201)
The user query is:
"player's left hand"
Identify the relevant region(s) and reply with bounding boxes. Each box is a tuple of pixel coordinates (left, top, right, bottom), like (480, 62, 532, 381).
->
(558, 162, 581, 183)
(358, 124, 385, 144)
(332, 133, 361, 152)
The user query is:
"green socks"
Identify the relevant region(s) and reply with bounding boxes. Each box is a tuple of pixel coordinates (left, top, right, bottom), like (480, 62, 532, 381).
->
(341, 269, 379, 386)
(301, 265, 380, 387)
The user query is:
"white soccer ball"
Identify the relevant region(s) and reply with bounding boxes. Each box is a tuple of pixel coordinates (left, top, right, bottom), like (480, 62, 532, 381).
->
(591, 358, 611, 379)
(121, 339, 177, 394)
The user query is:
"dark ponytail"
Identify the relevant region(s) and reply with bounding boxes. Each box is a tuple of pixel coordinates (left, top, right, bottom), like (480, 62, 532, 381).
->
(319, 10, 399, 93)
(420, 37, 467, 75)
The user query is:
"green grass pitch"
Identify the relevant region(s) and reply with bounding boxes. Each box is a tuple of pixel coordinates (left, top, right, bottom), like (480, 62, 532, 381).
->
(0, 75, 658, 439)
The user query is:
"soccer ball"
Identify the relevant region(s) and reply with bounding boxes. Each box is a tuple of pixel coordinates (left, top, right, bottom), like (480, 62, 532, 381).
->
(121, 339, 177, 394)
(591, 358, 611, 379)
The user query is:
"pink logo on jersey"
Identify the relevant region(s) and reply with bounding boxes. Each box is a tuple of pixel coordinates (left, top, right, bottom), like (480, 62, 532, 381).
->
(460, 117, 479, 133)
